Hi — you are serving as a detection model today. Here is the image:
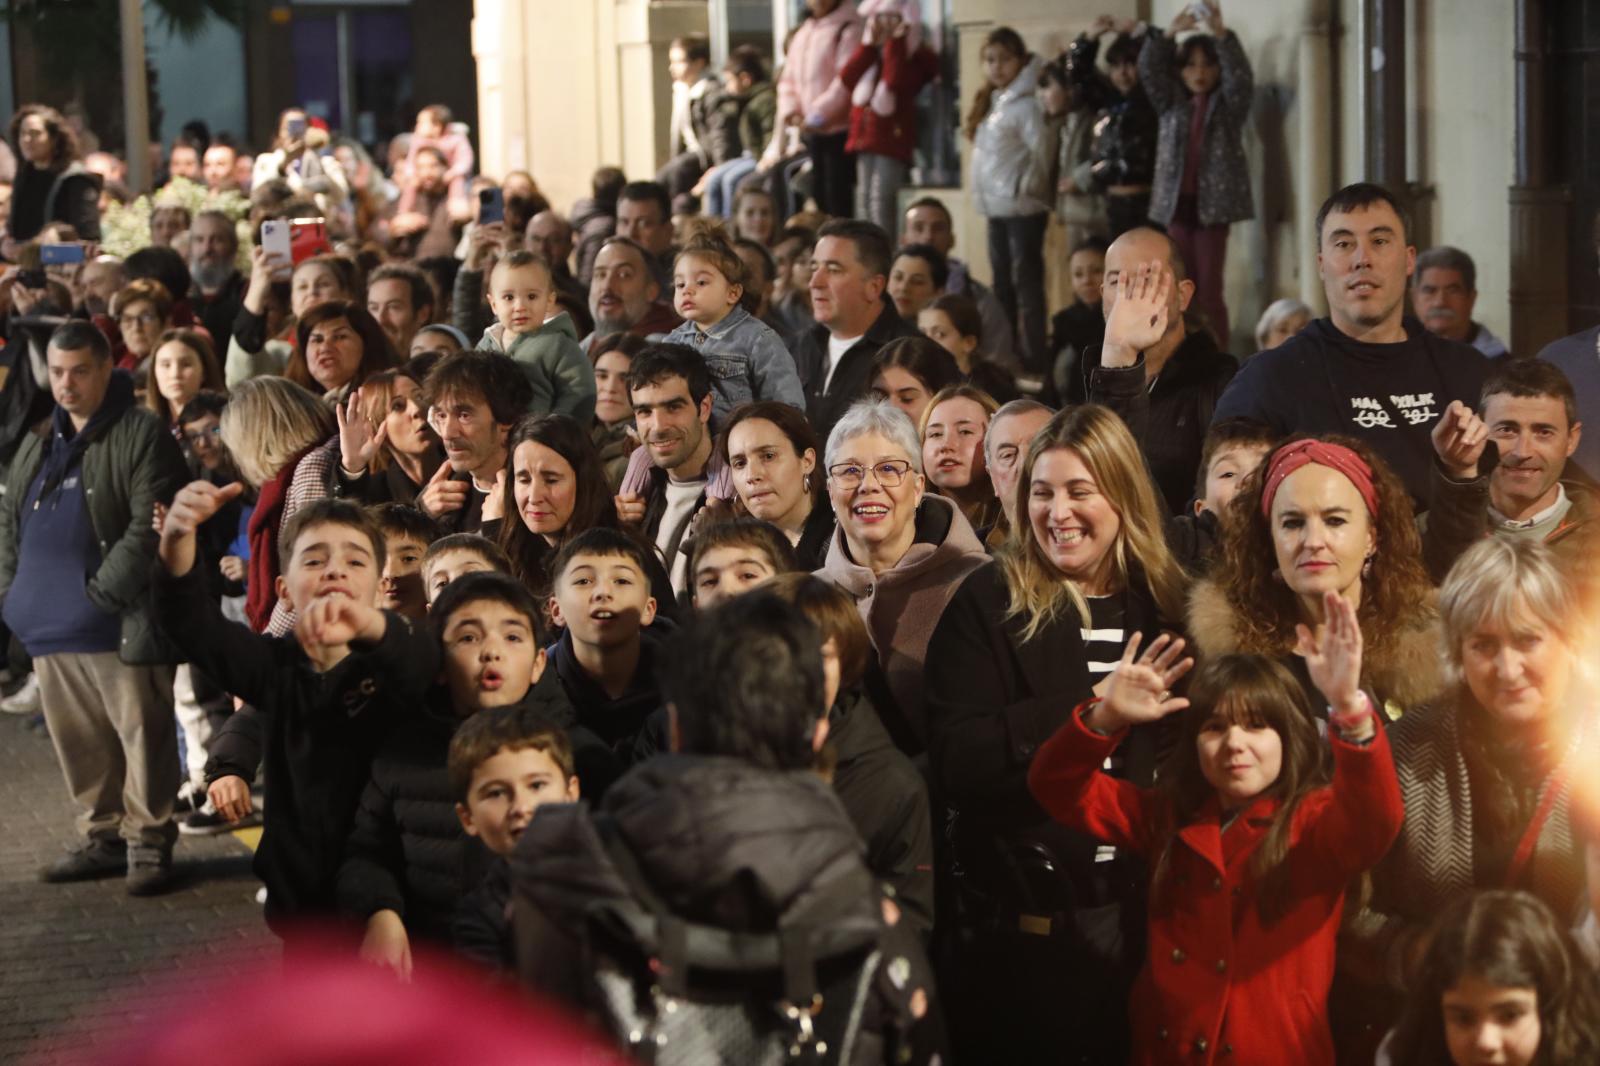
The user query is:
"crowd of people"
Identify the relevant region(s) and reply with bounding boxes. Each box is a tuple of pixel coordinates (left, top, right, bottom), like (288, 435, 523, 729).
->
(5, 2, 1600, 1064)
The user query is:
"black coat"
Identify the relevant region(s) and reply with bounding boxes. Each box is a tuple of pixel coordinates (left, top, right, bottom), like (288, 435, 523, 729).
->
(8, 161, 101, 242)
(1085, 328, 1239, 515)
(549, 626, 665, 772)
(792, 300, 919, 440)
(336, 671, 608, 944)
(153, 563, 439, 932)
(830, 688, 934, 935)
(1066, 34, 1158, 190)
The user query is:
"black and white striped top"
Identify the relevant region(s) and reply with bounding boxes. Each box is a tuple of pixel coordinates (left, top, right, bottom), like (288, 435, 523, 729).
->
(1082, 594, 1128, 864)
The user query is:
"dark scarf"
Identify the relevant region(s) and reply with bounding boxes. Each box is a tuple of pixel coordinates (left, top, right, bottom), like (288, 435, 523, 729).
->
(245, 444, 314, 632)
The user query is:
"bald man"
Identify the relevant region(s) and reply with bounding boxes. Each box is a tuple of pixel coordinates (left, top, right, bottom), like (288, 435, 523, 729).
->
(1087, 226, 1239, 513)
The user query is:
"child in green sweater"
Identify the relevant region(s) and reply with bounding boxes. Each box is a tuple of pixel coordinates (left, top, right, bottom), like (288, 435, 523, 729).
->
(478, 250, 597, 424)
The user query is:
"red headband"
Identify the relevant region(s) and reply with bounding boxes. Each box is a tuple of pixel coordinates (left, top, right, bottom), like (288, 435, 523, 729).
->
(1260, 439, 1378, 518)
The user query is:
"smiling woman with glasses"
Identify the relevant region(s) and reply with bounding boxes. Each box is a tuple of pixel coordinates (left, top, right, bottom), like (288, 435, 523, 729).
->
(815, 398, 989, 755)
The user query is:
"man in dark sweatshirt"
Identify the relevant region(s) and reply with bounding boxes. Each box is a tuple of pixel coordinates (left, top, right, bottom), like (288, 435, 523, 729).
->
(1212, 182, 1491, 506)
(0, 321, 189, 894)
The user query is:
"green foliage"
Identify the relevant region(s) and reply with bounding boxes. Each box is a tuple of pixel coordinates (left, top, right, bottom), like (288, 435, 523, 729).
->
(101, 176, 252, 269)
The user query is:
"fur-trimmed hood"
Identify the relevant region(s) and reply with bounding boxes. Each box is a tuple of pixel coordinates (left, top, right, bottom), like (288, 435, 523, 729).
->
(1186, 578, 1445, 715)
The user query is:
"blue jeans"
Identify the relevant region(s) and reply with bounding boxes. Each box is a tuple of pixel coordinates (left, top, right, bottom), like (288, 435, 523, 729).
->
(986, 213, 1050, 372)
(705, 158, 761, 217)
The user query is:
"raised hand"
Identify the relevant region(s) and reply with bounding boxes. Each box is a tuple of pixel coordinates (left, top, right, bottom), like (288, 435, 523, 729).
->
(337, 388, 388, 474)
(418, 461, 468, 518)
(1087, 632, 1194, 732)
(1296, 590, 1365, 717)
(1101, 259, 1173, 368)
(163, 480, 245, 541)
(1430, 399, 1490, 480)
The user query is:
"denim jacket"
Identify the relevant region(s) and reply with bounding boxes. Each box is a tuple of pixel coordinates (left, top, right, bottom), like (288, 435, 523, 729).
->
(664, 305, 806, 424)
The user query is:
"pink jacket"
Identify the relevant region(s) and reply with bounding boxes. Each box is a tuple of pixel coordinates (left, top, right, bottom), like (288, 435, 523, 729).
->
(768, 1, 865, 154)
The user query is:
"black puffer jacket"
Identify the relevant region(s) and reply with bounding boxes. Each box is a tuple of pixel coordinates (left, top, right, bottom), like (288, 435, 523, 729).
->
(336, 671, 615, 944)
(830, 689, 934, 935)
(511, 754, 946, 1063)
(1066, 34, 1159, 189)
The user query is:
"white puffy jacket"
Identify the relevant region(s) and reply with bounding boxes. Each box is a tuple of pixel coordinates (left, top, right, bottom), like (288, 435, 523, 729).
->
(969, 55, 1052, 219)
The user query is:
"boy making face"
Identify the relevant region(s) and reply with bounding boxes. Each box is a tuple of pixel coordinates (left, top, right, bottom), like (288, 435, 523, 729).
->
(437, 572, 550, 716)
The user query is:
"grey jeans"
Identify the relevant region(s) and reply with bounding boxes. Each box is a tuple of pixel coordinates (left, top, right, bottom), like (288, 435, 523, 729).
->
(855, 153, 909, 243)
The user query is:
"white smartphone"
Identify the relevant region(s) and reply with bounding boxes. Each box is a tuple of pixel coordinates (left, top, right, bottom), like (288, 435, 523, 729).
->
(260, 219, 292, 279)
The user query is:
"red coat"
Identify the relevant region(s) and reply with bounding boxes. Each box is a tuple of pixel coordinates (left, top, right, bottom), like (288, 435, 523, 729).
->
(1028, 707, 1404, 1066)
(838, 36, 940, 163)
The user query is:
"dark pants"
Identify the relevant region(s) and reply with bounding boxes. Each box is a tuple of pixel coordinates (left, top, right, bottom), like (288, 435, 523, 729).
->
(986, 212, 1050, 373)
(656, 150, 708, 212)
(1106, 191, 1152, 239)
(801, 130, 854, 218)
(1168, 216, 1232, 345)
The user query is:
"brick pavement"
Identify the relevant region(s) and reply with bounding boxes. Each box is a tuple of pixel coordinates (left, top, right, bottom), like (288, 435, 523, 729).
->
(0, 712, 274, 1064)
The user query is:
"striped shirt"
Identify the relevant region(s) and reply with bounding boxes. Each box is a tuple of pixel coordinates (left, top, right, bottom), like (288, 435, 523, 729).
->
(1083, 594, 1128, 863)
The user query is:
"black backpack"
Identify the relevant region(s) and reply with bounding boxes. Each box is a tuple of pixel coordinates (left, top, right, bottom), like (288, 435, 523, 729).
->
(577, 820, 925, 1065)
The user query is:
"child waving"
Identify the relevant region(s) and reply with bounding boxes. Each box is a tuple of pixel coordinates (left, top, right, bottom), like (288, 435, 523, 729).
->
(1028, 591, 1404, 1065)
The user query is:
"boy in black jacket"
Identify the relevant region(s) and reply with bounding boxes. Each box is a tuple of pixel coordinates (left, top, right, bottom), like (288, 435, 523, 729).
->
(339, 572, 612, 978)
(448, 703, 582, 971)
(154, 491, 439, 938)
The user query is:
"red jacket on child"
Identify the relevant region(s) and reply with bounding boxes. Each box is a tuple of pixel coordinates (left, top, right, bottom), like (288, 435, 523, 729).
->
(838, 35, 940, 164)
(1027, 705, 1404, 1066)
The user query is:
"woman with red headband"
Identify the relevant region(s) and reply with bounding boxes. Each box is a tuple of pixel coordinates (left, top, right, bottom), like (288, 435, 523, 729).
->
(1188, 433, 1448, 719)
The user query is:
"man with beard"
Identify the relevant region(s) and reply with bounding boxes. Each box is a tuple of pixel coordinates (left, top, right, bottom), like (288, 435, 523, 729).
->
(614, 343, 722, 594)
(579, 236, 681, 354)
(366, 263, 435, 357)
(1411, 246, 1508, 359)
(188, 211, 246, 343)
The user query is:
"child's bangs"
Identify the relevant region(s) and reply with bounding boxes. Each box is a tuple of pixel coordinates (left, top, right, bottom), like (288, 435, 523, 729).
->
(1187, 653, 1311, 735)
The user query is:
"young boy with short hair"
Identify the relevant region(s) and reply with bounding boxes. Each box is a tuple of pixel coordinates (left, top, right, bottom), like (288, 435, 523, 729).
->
(448, 704, 581, 970)
(547, 528, 666, 766)
(1168, 416, 1277, 572)
(154, 491, 440, 935)
(686, 515, 796, 609)
(422, 532, 512, 606)
(478, 250, 597, 424)
(337, 571, 611, 977)
(369, 503, 441, 620)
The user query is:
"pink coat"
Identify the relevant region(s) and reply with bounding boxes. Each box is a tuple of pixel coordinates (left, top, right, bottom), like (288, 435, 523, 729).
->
(1028, 708, 1404, 1066)
(772, 2, 865, 144)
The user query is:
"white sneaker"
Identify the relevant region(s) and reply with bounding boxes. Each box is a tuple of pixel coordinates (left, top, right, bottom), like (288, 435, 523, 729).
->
(0, 674, 40, 715)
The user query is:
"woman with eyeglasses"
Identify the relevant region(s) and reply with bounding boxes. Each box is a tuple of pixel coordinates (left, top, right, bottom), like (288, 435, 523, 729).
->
(923, 403, 1192, 1063)
(111, 279, 175, 376)
(815, 398, 989, 755)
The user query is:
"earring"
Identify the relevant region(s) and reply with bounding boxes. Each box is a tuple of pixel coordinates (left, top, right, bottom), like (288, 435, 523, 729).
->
(1362, 553, 1374, 578)
(803, 473, 812, 494)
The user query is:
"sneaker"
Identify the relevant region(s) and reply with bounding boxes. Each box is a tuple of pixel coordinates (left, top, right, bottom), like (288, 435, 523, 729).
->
(181, 800, 259, 836)
(41, 837, 127, 882)
(1, 673, 41, 715)
(174, 781, 205, 816)
(126, 856, 176, 896)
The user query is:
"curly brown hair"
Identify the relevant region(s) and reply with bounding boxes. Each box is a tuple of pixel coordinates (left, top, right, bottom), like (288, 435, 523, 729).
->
(1213, 433, 1434, 657)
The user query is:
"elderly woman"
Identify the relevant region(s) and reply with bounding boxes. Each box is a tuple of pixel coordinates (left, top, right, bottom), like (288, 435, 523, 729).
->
(1254, 297, 1312, 355)
(7, 104, 99, 243)
(1337, 537, 1596, 1059)
(219, 376, 337, 635)
(331, 366, 444, 506)
(1188, 432, 1484, 718)
(924, 403, 1191, 1063)
(286, 300, 398, 401)
(112, 279, 175, 375)
(720, 400, 835, 570)
(816, 398, 989, 755)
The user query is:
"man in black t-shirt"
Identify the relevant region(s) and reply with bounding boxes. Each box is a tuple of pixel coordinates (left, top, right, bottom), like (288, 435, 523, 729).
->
(1213, 183, 1490, 505)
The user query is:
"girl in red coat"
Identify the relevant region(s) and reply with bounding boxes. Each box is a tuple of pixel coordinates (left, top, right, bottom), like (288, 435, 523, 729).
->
(1028, 589, 1404, 1065)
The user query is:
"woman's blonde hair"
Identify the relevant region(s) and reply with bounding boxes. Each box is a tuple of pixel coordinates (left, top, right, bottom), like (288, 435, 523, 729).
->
(998, 404, 1188, 641)
(915, 383, 999, 439)
(220, 376, 335, 488)
(1438, 537, 1581, 685)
